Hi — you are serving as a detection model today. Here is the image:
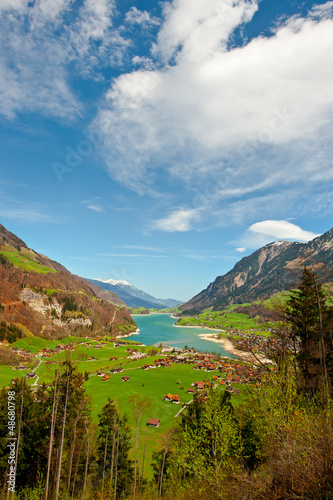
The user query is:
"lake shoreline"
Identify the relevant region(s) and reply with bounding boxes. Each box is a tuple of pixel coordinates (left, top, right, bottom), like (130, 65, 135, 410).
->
(127, 314, 271, 363)
(198, 332, 272, 364)
(173, 322, 225, 333)
(120, 328, 140, 338)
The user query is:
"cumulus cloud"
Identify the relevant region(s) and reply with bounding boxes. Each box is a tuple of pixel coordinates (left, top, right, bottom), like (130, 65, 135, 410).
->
(152, 0, 258, 63)
(248, 220, 320, 242)
(93, 0, 333, 225)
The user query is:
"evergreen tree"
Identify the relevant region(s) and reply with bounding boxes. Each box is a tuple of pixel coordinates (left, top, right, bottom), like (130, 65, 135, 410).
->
(286, 266, 332, 394)
(95, 398, 134, 498)
(0, 378, 49, 493)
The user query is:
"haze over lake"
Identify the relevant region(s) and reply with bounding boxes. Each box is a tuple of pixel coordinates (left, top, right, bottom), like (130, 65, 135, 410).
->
(132, 314, 236, 357)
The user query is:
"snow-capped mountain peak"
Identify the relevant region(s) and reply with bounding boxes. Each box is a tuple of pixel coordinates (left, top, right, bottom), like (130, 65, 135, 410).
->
(87, 278, 182, 309)
(96, 278, 131, 287)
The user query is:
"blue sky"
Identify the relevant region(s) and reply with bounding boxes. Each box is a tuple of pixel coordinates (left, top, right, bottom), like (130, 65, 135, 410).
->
(0, 0, 333, 302)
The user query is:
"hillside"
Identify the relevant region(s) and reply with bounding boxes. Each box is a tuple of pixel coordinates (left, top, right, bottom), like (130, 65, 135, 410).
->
(181, 227, 333, 312)
(0, 224, 137, 339)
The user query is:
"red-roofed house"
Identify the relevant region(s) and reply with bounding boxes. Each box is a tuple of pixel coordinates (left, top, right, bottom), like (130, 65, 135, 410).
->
(147, 418, 160, 428)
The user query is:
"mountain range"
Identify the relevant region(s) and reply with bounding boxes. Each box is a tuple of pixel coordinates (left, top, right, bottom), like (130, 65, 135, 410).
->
(86, 278, 182, 310)
(2, 220, 333, 337)
(0, 224, 137, 339)
(181, 227, 333, 312)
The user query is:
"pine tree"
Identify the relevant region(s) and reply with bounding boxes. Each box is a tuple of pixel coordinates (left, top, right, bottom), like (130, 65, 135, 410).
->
(286, 266, 332, 395)
(0, 378, 49, 493)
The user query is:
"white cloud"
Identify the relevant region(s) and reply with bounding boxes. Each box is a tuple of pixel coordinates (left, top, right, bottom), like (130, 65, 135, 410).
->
(82, 197, 105, 213)
(87, 204, 105, 213)
(236, 247, 246, 253)
(94, 0, 333, 225)
(125, 6, 160, 27)
(132, 55, 156, 69)
(0, 0, 128, 119)
(152, 0, 258, 63)
(0, 0, 28, 13)
(248, 220, 320, 242)
(152, 208, 201, 232)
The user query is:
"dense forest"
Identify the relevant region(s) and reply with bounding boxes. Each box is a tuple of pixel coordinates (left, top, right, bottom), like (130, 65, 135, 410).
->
(0, 268, 332, 499)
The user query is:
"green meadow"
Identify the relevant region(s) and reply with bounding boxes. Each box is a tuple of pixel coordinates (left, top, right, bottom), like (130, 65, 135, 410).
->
(0, 247, 56, 274)
(1, 335, 243, 476)
(177, 308, 273, 334)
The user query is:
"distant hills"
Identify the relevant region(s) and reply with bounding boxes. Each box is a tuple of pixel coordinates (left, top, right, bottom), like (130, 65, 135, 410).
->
(181, 227, 333, 312)
(0, 224, 137, 339)
(86, 278, 182, 310)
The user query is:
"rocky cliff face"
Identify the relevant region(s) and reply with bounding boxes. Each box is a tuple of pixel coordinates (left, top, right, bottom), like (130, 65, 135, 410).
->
(0, 224, 136, 339)
(181, 228, 333, 312)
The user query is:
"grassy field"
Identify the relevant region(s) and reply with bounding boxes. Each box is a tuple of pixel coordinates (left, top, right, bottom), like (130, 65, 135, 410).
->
(1, 335, 244, 477)
(177, 308, 273, 334)
(0, 246, 56, 274)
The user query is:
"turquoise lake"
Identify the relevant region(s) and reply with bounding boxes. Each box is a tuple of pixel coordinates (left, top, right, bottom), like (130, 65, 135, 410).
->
(131, 314, 236, 358)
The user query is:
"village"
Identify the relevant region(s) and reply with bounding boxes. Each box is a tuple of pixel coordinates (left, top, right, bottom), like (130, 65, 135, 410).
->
(3, 334, 264, 431)
(7, 337, 263, 384)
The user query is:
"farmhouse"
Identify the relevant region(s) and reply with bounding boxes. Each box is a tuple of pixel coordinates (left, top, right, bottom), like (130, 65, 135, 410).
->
(193, 381, 205, 390)
(147, 418, 160, 428)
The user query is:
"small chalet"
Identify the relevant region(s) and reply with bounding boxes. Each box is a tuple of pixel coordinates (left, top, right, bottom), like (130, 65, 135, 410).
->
(172, 395, 180, 403)
(163, 393, 173, 401)
(193, 381, 205, 390)
(147, 418, 160, 428)
(187, 387, 196, 395)
(26, 372, 36, 378)
(122, 376, 130, 382)
(110, 367, 123, 374)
